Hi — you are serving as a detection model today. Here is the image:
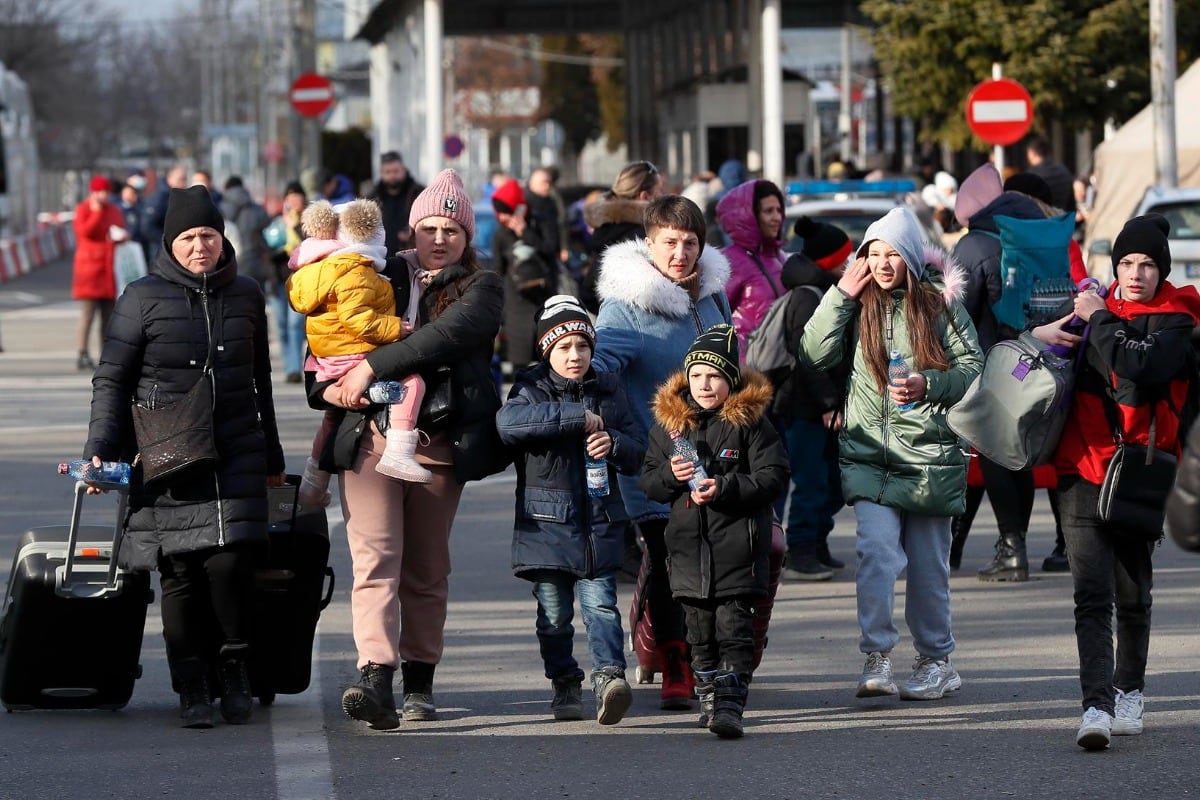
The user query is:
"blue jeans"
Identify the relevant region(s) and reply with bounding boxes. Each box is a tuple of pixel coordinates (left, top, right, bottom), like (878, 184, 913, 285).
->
(785, 417, 843, 547)
(530, 569, 626, 681)
(271, 284, 307, 376)
(854, 501, 954, 659)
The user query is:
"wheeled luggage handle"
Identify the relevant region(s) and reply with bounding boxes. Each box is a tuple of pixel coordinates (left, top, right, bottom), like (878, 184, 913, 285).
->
(57, 480, 129, 599)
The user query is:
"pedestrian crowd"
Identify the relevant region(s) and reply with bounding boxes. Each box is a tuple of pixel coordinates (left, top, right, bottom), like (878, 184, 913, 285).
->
(71, 146, 1199, 750)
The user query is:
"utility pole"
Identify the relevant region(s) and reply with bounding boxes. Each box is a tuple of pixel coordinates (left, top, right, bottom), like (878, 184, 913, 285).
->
(1150, 0, 1178, 187)
(286, 0, 321, 183)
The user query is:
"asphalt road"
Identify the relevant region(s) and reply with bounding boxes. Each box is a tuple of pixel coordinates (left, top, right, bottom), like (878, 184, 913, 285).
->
(1, 258, 1198, 800)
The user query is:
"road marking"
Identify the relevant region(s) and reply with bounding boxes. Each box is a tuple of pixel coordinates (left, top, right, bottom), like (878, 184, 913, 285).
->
(271, 503, 343, 800)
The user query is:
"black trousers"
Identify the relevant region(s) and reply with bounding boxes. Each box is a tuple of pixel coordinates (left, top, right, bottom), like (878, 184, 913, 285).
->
(158, 542, 258, 665)
(1058, 475, 1154, 714)
(978, 455, 1035, 536)
(637, 518, 687, 644)
(680, 596, 756, 679)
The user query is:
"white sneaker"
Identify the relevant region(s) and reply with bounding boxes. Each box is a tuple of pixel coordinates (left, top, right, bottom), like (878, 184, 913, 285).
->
(855, 652, 898, 698)
(898, 655, 963, 700)
(1112, 689, 1144, 736)
(1076, 706, 1112, 751)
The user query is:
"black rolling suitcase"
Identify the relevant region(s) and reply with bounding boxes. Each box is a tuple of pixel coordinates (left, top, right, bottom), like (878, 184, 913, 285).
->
(0, 482, 152, 711)
(250, 475, 334, 704)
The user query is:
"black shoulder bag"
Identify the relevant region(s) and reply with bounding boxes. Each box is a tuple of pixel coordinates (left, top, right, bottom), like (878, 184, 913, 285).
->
(131, 337, 219, 486)
(1096, 395, 1177, 539)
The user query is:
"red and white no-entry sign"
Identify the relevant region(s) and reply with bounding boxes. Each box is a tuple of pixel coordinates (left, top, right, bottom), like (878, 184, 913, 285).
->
(290, 73, 335, 117)
(966, 78, 1034, 145)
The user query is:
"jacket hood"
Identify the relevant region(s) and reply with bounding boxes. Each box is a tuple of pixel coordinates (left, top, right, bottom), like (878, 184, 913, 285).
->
(966, 191, 1045, 233)
(584, 197, 646, 229)
(954, 164, 1003, 228)
(1108, 279, 1200, 325)
(596, 238, 731, 318)
(219, 186, 253, 218)
(153, 238, 238, 291)
(780, 252, 838, 291)
(716, 160, 748, 195)
(856, 207, 932, 280)
(651, 368, 774, 434)
(716, 180, 782, 251)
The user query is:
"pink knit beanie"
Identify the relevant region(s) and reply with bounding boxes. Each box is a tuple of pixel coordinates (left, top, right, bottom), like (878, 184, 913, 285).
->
(408, 168, 475, 241)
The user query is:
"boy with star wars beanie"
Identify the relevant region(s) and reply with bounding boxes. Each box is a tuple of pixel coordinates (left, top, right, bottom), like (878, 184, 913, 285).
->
(496, 295, 645, 726)
(639, 323, 789, 739)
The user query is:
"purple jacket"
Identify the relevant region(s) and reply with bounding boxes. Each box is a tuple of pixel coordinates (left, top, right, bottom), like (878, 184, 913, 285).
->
(716, 180, 786, 360)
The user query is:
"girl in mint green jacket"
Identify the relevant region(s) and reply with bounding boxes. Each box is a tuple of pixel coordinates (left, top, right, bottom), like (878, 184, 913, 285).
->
(799, 207, 982, 704)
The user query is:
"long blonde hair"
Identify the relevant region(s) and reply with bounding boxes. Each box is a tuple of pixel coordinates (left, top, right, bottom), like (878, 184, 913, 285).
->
(857, 270, 950, 392)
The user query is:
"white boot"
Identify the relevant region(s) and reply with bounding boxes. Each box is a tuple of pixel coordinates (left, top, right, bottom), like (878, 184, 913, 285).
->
(376, 430, 433, 483)
(298, 457, 332, 507)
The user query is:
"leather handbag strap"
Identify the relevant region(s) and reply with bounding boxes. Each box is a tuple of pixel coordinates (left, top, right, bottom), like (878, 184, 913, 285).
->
(748, 252, 784, 300)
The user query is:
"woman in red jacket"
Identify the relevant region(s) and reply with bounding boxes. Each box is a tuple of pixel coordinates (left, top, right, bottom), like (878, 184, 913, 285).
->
(72, 175, 127, 370)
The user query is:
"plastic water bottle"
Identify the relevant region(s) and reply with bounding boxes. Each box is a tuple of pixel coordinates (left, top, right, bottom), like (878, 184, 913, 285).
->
(889, 350, 915, 411)
(367, 380, 406, 404)
(1048, 278, 1108, 358)
(585, 448, 609, 497)
(669, 430, 708, 491)
(58, 460, 130, 487)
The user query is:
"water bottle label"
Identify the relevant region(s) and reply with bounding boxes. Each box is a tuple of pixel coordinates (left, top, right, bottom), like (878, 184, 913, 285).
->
(367, 381, 406, 404)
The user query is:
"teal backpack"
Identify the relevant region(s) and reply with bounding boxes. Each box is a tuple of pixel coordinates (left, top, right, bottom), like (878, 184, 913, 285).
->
(987, 212, 1075, 331)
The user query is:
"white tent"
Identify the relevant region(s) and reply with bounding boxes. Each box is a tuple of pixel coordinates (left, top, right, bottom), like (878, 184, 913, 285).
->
(1086, 59, 1200, 258)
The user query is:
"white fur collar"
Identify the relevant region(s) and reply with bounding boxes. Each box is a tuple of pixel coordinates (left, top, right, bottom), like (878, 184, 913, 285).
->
(595, 239, 731, 318)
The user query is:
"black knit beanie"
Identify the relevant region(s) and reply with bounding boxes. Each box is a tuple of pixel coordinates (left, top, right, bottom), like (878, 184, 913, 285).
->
(794, 215, 853, 270)
(1112, 213, 1172, 278)
(164, 185, 225, 248)
(1003, 172, 1054, 207)
(536, 295, 596, 359)
(683, 323, 740, 389)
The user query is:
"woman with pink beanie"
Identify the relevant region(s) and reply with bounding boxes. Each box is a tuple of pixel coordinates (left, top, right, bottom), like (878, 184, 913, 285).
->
(310, 169, 508, 729)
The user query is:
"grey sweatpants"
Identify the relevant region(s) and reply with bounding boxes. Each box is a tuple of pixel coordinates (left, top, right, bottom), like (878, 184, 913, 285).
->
(854, 500, 955, 659)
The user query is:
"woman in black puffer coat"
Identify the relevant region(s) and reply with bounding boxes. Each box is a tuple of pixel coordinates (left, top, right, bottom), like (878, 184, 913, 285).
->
(85, 186, 286, 729)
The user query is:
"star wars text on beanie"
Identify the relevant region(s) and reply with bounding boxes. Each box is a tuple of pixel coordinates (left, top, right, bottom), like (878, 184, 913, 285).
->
(408, 168, 475, 242)
(163, 185, 225, 247)
(536, 294, 596, 359)
(683, 323, 741, 389)
(1112, 213, 1172, 279)
(794, 215, 852, 271)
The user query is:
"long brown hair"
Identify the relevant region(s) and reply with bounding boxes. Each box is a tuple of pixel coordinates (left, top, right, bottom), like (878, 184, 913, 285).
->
(858, 270, 951, 392)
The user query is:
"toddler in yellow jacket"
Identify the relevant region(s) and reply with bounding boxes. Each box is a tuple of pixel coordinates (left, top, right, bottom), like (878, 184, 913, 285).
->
(287, 199, 427, 504)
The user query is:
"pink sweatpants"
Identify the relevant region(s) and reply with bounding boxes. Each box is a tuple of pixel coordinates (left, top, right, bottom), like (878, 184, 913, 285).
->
(340, 425, 463, 669)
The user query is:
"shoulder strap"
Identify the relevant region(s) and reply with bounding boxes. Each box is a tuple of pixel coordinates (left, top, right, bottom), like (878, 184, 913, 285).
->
(747, 252, 783, 299)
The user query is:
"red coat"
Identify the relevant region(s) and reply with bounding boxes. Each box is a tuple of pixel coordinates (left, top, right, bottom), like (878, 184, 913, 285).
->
(71, 199, 126, 300)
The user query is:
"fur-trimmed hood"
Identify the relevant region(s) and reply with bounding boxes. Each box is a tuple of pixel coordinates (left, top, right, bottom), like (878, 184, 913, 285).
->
(919, 242, 967, 307)
(584, 196, 647, 229)
(596, 239, 731, 318)
(651, 368, 773, 434)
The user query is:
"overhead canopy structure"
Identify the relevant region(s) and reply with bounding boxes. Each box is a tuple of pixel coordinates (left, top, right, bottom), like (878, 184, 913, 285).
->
(1087, 59, 1200, 250)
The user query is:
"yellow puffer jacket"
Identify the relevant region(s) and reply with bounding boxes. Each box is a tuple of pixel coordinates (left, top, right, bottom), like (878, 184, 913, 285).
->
(286, 252, 402, 357)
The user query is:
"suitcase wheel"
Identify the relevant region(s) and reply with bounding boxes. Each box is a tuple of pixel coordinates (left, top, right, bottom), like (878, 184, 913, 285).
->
(635, 666, 655, 684)
(258, 690, 276, 706)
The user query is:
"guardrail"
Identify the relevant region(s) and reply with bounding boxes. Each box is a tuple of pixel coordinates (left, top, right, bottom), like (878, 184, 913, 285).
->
(0, 220, 76, 284)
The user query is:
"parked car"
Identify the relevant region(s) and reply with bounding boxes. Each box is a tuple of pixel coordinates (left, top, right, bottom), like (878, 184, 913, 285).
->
(1088, 186, 1200, 289)
(782, 180, 938, 254)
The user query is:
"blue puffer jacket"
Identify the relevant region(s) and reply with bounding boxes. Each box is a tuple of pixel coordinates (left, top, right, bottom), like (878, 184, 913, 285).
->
(592, 239, 732, 521)
(497, 363, 646, 580)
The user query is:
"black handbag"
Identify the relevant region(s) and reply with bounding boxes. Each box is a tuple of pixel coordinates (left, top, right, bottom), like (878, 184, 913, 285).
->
(131, 342, 219, 486)
(1096, 398, 1177, 538)
(417, 365, 455, 432)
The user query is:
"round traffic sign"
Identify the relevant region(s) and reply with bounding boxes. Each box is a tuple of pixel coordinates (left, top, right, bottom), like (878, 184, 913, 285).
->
(290, 73, 335, 117)
(966, 78, 1034, 145)
(443, 134, 465, 159)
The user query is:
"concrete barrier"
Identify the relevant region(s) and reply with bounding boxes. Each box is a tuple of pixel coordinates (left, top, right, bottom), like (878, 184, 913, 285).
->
(0, 221, 75, 283)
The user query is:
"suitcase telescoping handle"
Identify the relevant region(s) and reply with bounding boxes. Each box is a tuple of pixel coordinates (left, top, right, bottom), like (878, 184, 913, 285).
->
(57, 480, 129, 599)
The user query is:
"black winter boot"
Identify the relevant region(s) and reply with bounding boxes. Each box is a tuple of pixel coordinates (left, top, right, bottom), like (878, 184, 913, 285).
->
(816, 540, 845, 571)
(977, 533, 1029, 582)
(217, 642, 253, 724)
(709, 673, 749, 739)
(342, 662, 399, 730)
(784, 542, 833, 582)
(174, 657, 214, 729)
(550, 674, 584, 721)
(400, 661, 437, 721)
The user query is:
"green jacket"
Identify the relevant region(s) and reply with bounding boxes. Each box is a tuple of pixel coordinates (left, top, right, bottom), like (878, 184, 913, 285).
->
(800, 281, 982, 516)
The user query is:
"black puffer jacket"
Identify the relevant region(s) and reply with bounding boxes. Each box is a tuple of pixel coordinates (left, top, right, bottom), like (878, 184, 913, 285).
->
(580, 197, 647, 313)
(640, 370, 789, 600)
(86, 241, 285, 570)
(497, 363, 645, 580)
